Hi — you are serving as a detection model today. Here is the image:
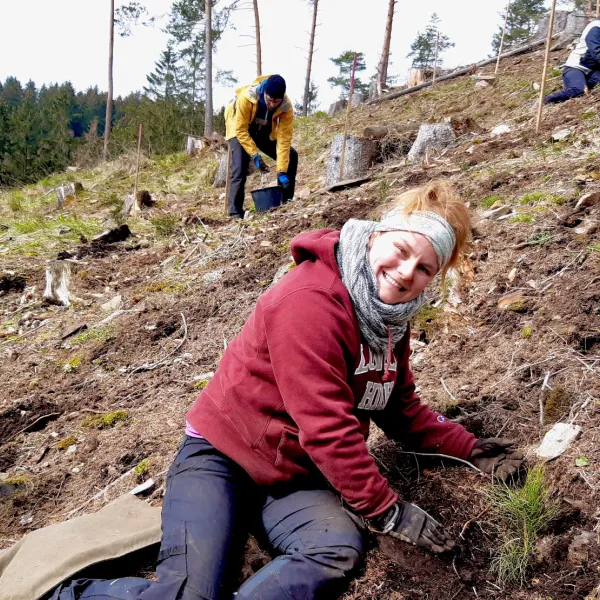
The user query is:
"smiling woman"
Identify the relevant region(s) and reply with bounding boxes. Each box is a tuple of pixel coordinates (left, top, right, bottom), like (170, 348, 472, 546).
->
(50, 180, 524, 600)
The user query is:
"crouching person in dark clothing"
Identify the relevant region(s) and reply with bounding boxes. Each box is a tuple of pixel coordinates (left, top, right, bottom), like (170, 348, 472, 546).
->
(50, 182, 524, 600)
(224, 74, 298, 220)
(545, 18, 600, 103)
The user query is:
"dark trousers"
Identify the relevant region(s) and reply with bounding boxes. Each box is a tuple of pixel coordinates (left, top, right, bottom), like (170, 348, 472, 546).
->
(228, 137, 298, 218)
(544, 66, 600, 103)
(50, 437, 363, 600)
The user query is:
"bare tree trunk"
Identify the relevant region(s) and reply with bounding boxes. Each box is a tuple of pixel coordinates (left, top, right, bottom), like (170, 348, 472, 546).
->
(253, 0, 262, 76)
(302, 0, 319, 116)
(103, 0, 115, 162)
(204, 0, 214, 137)
(589, 0, 593, 16)
(376, 0, 396, 96)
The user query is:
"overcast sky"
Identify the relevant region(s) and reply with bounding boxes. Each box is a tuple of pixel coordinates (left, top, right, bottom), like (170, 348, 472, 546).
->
(0, 0, 551, 112)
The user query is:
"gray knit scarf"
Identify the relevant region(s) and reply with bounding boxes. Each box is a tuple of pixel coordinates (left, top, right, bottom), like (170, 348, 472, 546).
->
(336, 219, 426, 354)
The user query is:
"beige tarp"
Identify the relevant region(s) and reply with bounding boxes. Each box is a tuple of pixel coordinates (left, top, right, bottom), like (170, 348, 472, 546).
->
(0, 494, 161, 600)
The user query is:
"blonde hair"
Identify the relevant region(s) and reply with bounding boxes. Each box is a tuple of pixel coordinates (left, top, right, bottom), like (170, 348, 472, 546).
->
(389, 180, 471, 280)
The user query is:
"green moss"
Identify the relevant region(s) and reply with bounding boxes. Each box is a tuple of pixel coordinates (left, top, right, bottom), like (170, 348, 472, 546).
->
(73, 326, 114, 345)
(57, 436, 77, 450)
(588, 244, 600, 252)
(4, 474, 27, 486)
(521, 325, 533, 339)
(518, 192, 544, 205)
(194, 379, 210, 390)
(480, 194, 502, 209)
(506, 299, 530, 313)
(143, 280, 187, 295)
(509, 214, 535, 224)
(550, 68, 563, 78)
(150, 214, 180, 238)
(62, 355, 83, 372)
(544, 386, 571, 423)
(134, 458, 151, 477)
(582, 109, 597, 120)
(82, 410, 129, 429)
(412, 305, 442, 331)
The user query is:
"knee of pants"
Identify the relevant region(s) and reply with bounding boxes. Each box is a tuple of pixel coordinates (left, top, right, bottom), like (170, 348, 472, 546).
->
(565, 87, 585, 99)
(302, 540, 364, 578)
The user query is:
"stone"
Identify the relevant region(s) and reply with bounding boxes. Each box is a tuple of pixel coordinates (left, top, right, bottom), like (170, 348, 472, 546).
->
(202, 269, 223, 283)
(270, 261, 295, 288)
(101, 295, 123, 312)
(65, 445, 77, 455)
(552, 128, 572, 142)
(574, 220, 598, 236)
(498, 291, 525, 310)
(297, 189, 311, 200)
(508, 268, 518, 282)
(0, 483, 17, 499)
(567, 531, 596, 567)
(259, 241, 273, 248)
(533, 82, 541, 91)
(475, 80, 490, 88)
(482, 205, 512, 220)
(61, 322, 88, 340)
(327, 99, 347, 117)
(575, 191, 600, 209)
(130, 479, 156, 495)
(536, 423, 581, 459)
(407, 123, 456, 163)
(19, 514, 33, 526)
(491, 124, 511, 137)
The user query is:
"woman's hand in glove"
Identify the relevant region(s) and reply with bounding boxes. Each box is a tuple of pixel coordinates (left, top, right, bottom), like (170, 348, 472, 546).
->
(469, 438, 524, 480)
(373, 502, 455, 553)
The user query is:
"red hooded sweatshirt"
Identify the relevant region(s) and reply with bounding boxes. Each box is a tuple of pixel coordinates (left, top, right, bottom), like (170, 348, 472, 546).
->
(186, 229, 477, 518)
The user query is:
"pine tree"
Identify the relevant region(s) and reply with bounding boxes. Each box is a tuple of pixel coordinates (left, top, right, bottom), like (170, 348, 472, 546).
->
(145, 42, 180, 101)
(1, 77, 24, 111)
(327, 51, 368, 98)
(491, 0, 547, 53)
(295, 81, 319, 115)
(407, 14, 454, 69)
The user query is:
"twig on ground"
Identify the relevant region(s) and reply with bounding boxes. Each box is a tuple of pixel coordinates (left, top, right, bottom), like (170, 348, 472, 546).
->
(459, 507, 489, 539)
(539, 250, 584, 285)
(539, 372, 551, 427)
(440, 378, 457, 402)
(128, 313, 188, 377)
(7, 412, 61, 443)
(397, 451, 483, 473)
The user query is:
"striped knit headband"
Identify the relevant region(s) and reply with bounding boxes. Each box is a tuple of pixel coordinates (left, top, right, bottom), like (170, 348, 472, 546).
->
(376, 210, 456, 271)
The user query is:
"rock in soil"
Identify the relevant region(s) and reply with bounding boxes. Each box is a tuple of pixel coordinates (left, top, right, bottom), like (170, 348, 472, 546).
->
(567, 531, 596, 567)
(536, 423, 582, 459)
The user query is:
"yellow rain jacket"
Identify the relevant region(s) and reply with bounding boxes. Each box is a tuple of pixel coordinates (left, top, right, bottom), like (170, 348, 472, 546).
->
(225, 75, 294, 174)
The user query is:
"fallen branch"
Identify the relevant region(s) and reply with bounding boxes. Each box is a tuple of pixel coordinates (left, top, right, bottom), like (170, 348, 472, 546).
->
(7, 412, 61, 443)
(440, 378, 457, 402)
(459, 507, 489, 540)
(368, 36, 557, 105)
(128, 312, 188, 376)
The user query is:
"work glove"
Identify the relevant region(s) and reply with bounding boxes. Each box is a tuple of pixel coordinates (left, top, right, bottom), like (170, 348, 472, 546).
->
(277, 173, 290, 189)
(469, 438, 524, 481)
(252, 153, 269, 173)
(372, 502, 455, 554)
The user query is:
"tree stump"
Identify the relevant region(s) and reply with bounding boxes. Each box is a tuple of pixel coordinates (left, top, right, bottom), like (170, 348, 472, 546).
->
(213, 153, 229, 188)
(325, 135, 377, 186)
(552, 12, 588, 50)
(407, 123, 456, 163)
(43, 261, 71, 306)
(327, 99, 347, 116)
(350, 92, 367, 108)
(55, 183, 83, 209)
(185, 135, 205, 156)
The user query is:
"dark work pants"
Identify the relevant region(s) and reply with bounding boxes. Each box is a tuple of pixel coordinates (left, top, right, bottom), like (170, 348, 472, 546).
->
(544, 66, 600, 103)
(50, 437, 363, 600)
(228, 137, 298, 218)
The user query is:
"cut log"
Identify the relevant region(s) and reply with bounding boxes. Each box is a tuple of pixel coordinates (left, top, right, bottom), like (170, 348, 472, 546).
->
(315, 176, 372, 195)
(407, 123, 456, 163)
(55, 183, 83, 209)
(325, 136, 377, 186)
(122, 190, 155, 217)
(213, 153, 229, 188)
(43, 261, 71, 307)
(185, 135, 205, 156)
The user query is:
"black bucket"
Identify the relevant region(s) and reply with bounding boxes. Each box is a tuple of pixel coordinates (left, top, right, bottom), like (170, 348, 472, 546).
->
(251, 186, 283, 212)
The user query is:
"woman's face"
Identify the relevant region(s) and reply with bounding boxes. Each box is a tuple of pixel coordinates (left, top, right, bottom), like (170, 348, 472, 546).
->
(368, 230, 439, 304)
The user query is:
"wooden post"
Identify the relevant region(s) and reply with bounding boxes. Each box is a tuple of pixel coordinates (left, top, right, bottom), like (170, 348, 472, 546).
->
(224, 144, 232, 215)
(495, 1, 511, 75)
(535, 0, 557, 135)
(338, 54, 358, 182)
(133, 123, 142, 216)
(253, 0, 262, 76)
(597, 0, 599, 18)
(103, 0, 115, 162)
(432, 30, 440, 86)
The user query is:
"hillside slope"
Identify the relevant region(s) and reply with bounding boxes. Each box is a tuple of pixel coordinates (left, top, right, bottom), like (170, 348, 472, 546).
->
(1, 46, 599, 599)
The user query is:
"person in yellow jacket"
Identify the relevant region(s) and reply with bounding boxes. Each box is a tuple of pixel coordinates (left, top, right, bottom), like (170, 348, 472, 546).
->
(224, 74, 297, 219)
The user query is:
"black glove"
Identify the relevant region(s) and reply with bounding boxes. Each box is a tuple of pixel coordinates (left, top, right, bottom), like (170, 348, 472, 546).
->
(252, 153, 270, 173)
(373, 502, 455, 553)
(469, 438, 524, 480)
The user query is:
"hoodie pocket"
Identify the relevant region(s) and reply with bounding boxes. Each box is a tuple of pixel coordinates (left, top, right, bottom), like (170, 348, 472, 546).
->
(274, 427, 311, 471)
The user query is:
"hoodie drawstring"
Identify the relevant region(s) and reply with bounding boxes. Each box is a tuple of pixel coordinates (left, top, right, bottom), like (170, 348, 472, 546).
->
(382, 326, 394, 382)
